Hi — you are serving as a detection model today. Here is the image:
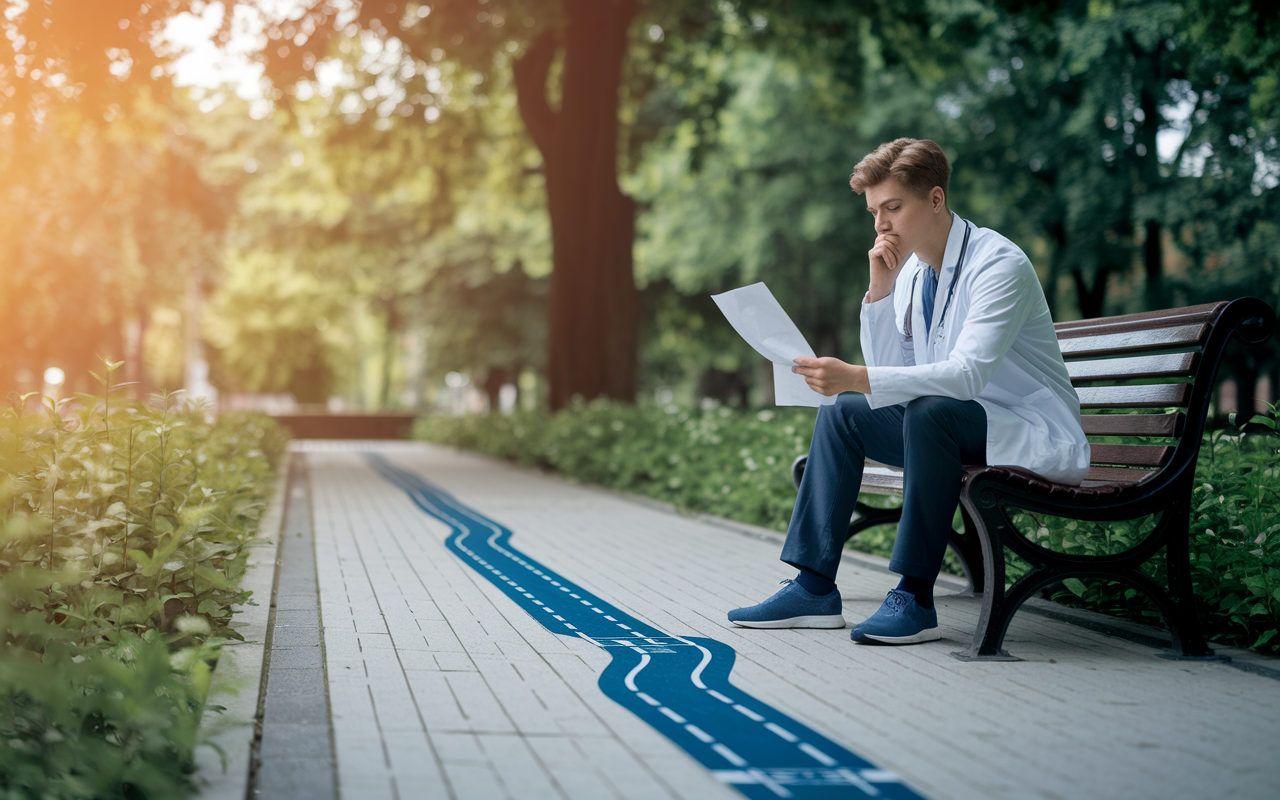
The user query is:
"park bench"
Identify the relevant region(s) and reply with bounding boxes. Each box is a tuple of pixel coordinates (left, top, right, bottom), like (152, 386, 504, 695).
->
(790, 298, 1275, 661)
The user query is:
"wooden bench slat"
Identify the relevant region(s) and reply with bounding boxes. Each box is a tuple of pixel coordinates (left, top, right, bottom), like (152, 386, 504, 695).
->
(861, 462, 1157, 493)
(1088, 443, 1173, 467)
(861, 446, 1169, 490)
(1067, 352, 1198, 383)
(1084, 465, 1155, 484)
(1079, 412, 1185, 437)
(865, 468, 906, 494)
(1058, 324, 1209, 358)
(1054, 302, 1226, 333)
(1076, 383, 1191, 409)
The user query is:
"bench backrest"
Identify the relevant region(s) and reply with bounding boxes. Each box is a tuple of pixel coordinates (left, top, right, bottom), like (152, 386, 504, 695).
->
(1057, 298, 1275, 488)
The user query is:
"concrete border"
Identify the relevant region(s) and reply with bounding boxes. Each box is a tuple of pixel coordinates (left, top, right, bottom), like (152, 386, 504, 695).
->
(251, 452, 337, 799)
(191, 464, 290, 799)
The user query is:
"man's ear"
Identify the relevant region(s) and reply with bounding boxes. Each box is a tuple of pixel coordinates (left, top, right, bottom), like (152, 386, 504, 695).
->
(932, 186, 946, 213)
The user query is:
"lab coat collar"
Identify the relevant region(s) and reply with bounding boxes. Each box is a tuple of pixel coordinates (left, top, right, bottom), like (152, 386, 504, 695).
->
(938, 211, 966, 274)
(928, 211, 967, 340)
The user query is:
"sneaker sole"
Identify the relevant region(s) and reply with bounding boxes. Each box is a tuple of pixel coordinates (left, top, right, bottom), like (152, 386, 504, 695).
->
(853, 627, 942, 645)
(731, 615, 846, 629)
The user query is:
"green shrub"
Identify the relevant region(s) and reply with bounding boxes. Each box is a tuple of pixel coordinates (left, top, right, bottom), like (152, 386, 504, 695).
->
(0, 370, 288, 798)
(416, 399, 815, 530)
(417, 400, 1280, 655)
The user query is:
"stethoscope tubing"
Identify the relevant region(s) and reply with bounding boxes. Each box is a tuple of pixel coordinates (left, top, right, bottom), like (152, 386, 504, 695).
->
(904, 219, 972, 341)
(936, 220, 973, 338)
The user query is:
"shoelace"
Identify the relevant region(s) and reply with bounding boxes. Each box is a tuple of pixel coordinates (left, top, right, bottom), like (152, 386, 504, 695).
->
(883, 589, 908, 613)
(778, 578, 794, 586)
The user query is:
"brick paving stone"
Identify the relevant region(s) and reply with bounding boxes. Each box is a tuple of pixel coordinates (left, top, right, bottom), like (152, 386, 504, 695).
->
(283, 441, 1280, 800)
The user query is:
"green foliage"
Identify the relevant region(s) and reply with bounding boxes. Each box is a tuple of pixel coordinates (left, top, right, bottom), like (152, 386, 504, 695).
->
(0, 88, 226, 399)
(416, 400, 917, 560)
(421, 401, 1280, 654)
(0, 370, 288, 798)
(0, 608, 218, 800)
(202, 45, 550, 407)
(417, 400, 816, 530)
(629, 46, 940, 390)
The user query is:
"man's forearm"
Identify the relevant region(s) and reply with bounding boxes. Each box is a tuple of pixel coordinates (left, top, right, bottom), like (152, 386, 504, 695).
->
(848, 364, 870, 394)
(867, 275, 895, 304)
(791, 359, 871, 395)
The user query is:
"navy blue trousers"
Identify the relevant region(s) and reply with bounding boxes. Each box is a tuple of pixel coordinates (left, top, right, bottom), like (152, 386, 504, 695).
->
(780, 394, 988, 582)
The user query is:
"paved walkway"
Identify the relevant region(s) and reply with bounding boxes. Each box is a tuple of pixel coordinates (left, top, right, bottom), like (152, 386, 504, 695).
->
(258, 441, 1280, 800)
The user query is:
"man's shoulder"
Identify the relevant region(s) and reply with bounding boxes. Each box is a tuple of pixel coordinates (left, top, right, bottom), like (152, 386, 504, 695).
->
(969, 222, 1031, 266)
(965, 222, 1036, 285)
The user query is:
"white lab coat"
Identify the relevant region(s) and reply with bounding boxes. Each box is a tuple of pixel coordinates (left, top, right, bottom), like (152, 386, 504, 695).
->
(860, 212, 1091, 485)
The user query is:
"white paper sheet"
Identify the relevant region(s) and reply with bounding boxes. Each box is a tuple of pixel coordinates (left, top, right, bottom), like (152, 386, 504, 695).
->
(711, 283, 837, 408)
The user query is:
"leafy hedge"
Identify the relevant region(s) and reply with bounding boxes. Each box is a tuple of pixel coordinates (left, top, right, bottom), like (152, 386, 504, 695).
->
(416, 400, 816, 531)
(415, 399, 1280, 655)
(1, 373, 288, 799)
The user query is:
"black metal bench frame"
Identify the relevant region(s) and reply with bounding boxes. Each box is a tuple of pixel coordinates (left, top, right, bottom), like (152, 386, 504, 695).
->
(791, 297, 1275, 661)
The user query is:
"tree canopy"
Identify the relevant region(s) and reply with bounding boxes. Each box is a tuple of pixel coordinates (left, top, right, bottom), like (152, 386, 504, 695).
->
(1, 0, 1276, 414)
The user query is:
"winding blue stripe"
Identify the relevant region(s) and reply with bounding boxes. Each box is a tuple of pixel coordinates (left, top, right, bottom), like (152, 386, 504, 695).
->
(367, 453, 930, 800)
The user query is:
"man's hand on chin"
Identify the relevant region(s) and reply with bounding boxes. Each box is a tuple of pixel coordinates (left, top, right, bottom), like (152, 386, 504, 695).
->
(791, 357, 871, 396)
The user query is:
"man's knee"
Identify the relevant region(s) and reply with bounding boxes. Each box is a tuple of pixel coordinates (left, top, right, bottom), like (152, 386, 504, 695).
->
(817, 392, 871, 429)
(836, 392, 873, 417)
(813, 393, 874, 446)
(903, 396, 963, 430)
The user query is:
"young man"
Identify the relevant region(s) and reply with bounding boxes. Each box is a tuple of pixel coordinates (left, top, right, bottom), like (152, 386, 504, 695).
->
(728, 138, 1090, 644)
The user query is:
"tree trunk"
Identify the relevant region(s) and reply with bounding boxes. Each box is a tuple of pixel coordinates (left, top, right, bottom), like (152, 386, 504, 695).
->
(1072, 265, 1111, 319)
(1234, 358, 1258, 423)
(1043, 218, 1066, 318)
(1143, 219, 1162, 309)
(379, 299, 400, 409)
(484, 366, 506, 414)
(128, 300, 150, 400)
(1140, 79, 1163, 310)
(513, 0, 639, 410)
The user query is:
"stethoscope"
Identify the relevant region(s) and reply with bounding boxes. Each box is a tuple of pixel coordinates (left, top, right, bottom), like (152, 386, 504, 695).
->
(905, 219, 972, 341)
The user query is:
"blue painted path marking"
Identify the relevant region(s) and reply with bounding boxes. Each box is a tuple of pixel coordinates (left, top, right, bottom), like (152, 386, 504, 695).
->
(368, 454, 930, 800)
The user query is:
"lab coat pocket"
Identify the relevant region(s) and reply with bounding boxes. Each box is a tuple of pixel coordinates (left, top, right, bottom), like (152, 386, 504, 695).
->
(1025, 387, 1091, 483)
(978, 385, 1055, 476)
(1007, 388, 1055, 437)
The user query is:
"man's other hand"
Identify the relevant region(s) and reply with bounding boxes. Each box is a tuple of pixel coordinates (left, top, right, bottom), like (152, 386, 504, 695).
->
(791, 357, 870, 396)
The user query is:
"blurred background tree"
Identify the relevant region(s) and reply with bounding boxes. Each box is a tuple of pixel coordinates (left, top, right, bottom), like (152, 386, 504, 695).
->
(0, 0, 1276, 416)
(0, 0, 230, 398)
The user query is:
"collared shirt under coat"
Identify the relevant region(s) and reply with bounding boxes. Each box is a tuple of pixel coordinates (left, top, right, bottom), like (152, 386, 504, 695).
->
(859, 212, 1091, 485)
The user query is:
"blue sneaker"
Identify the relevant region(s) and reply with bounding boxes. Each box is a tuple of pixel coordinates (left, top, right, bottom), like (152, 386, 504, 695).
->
(728, 580, 845, 629)
(850, 589, 941, 644)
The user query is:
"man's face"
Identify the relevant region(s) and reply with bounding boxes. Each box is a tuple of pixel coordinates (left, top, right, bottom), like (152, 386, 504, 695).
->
(864, 178, 937, 261)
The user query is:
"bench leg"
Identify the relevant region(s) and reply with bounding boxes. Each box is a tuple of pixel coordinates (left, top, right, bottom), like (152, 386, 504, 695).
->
(952, 499, 1024, 660)
(1156, 492, 1214, 658)
(957, 477, 1216, 661)
(1162, 576, 1213, 656)
(947, 505, 985, 595)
